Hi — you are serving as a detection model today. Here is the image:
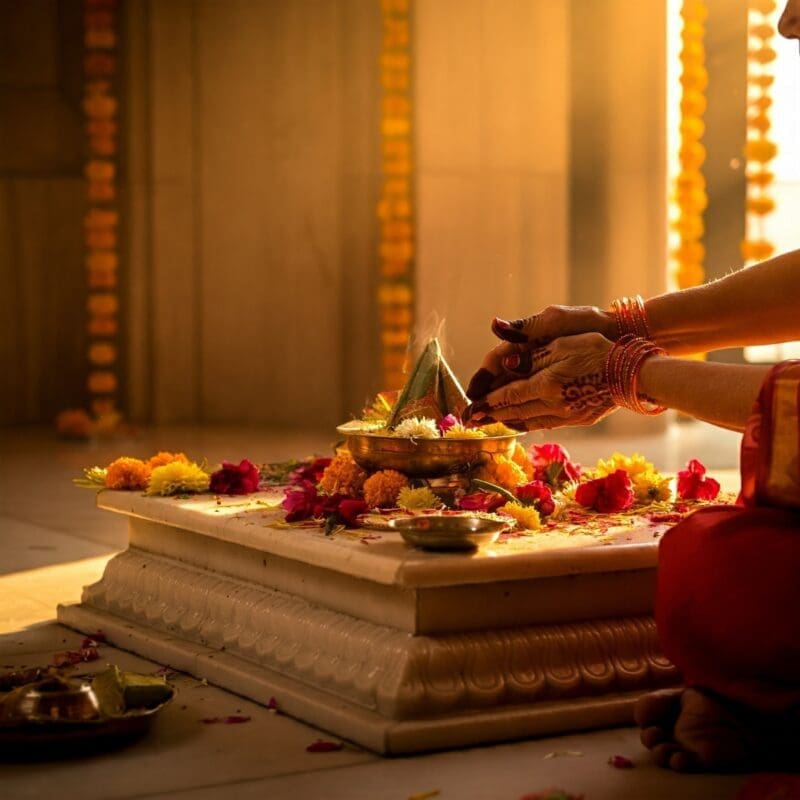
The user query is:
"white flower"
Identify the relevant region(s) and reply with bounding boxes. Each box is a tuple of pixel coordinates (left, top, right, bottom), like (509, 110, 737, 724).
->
(393, 417, 440, 439)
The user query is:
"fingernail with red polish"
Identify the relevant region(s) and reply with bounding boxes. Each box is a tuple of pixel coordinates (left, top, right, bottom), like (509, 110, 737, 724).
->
(503, 353, 521, 371)
(492, 318, 527, 344)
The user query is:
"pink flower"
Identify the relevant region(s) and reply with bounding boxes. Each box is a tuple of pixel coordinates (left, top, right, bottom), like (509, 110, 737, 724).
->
(438, 414, 459, 434)
(282, 481, 319, 521)
(458, 491, 505, 512)
(530, 443, 581, 488)
(575, 469, 634, 513)
(516, 480, 555, 517)
(288, 457, 332, 486)
(209, 459, 260, 495)
(677, 459, 720, 501)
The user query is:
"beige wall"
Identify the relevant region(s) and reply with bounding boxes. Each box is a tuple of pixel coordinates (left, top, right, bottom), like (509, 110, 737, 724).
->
(415, 0, 570, 383)
(125, 0, 383, 427)
(1, 1, 673, 429)
(0, 0, 85, 425)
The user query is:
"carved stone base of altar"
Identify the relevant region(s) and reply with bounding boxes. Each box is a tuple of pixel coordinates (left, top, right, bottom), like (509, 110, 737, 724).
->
(58, 491, 679, 754)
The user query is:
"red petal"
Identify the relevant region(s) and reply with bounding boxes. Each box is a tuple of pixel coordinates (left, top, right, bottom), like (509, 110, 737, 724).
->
(306, 739, 343, 752)
(608, 754, 634, 768)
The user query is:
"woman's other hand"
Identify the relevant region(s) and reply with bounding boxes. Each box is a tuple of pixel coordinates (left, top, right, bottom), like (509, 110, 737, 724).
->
(465, 305, 618, 401)
(465, 332, 617, 431)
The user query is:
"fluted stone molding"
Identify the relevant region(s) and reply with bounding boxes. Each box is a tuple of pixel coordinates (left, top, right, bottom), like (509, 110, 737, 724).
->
(81, 547, 677, 719)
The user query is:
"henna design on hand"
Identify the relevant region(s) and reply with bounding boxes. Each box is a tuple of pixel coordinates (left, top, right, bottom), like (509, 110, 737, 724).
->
(561, 372, 612, 411)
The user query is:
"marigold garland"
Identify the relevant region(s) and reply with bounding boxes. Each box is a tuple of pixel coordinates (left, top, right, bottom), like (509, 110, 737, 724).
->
(83, 0, 121, 417)
(378, 0, 415, 390)
(671, 0, 709, 290)
(741, 0, 778, 264)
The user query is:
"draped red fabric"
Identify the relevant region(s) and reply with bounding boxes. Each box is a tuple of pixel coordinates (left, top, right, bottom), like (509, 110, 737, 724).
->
(655, 361, 800, 715)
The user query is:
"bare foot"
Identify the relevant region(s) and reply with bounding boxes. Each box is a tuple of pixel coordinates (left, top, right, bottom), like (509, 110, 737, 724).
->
(634, 687, 800, 773)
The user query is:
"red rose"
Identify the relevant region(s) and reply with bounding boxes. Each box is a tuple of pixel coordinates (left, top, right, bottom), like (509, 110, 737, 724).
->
(458, 491, 505, 512)
(516, 480, 556, 517)
(676, 459, 720, 501)
(336, 497, 368, 527)
(288, 457, 332, 486)
(209, 458, 261, 495)
(575, 469, 634, 513)
(530, 442, 582, 488)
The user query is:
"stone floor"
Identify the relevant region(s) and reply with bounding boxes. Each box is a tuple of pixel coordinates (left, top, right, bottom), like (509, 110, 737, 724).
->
(0, 421, 764, 799)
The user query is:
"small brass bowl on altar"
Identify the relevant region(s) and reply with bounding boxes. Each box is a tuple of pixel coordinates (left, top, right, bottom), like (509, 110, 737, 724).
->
(338, 426, 521, 478)
(390, 515, 505, 551)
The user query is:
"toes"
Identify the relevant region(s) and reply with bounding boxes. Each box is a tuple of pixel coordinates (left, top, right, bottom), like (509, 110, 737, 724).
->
(640, 725, 670, 750)
(633, 688, 684, 729)
(650, 741, 682, 769)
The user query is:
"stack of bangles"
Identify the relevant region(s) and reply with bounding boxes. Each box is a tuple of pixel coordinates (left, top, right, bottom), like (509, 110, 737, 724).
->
(606, 334, 667, 415)
(611, 294, 651, 339)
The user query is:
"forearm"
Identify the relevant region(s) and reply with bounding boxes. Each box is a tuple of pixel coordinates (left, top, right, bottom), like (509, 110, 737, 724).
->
(638, 358, 769, 432)
(644, 249, 800, 355)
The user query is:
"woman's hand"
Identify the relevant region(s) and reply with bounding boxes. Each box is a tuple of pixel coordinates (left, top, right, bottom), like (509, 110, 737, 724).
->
(465, 305, 618, 400)
(466, 332, 617, 431)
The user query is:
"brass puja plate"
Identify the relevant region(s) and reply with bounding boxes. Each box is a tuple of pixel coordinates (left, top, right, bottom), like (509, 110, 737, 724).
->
(0, 672, 174, 760)
(390, 514, 507, 551)
(338, 427, 521, 477)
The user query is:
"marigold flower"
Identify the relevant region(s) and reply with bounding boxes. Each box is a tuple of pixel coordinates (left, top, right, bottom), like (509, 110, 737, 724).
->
(105, 457, 151, 490)
(479, 422, 518, 437)
(474, 455, 527, 492)
(318, 454, 368, 497)
(443, 426, 486, 439)
(147, 451, 189, 469)
(362, 469, 409, 508)
(397, 486, 439, 511)
(510, 442, 534, 480)
(56, 408, 93, 439)
(498, 501, 541, 532)
(146, 461, 210, 496)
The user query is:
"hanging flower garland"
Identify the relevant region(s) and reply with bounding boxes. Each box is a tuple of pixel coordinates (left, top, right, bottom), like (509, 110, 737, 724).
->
(83, 0, 120, 417)
(377, 0, 414, 391)
(741, 0, 778, 264)
(671, 0, 709, 290)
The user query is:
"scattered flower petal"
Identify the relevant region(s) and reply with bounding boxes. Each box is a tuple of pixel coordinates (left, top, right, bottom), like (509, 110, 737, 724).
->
(408, 791, 440, 800)
(608, 754, 634, 768)
(52, 647, 99, 667)
(201, 715, 251, 724)
(306, 739, 343, 752)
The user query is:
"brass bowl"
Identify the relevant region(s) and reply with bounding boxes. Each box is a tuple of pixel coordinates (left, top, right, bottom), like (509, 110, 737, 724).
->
(338, 428, 521, 477)
(390, 515, 506, 551)
(2, 678, 100, 723)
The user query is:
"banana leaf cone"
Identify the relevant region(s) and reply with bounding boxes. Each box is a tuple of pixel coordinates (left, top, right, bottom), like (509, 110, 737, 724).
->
(386, 338, 469, 428)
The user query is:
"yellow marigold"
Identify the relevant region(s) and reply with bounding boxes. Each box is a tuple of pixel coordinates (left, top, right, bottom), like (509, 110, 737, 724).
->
(594, 452, 654, 480)
(443, 426, 486, 439)
(479, 422, 518, 437)
(362, 469, 409, 508)
(510, 441, 534, 480)
(147, 451, 189, 469)
(475, 455, 527, 492)
(397, 486, 439, 511)
(105, 457, 151, 490)
(318, 454, 368, 497)
(632, 471, 673, 504)
(146, 461, 210, 496)
(498, 501, 541, 532)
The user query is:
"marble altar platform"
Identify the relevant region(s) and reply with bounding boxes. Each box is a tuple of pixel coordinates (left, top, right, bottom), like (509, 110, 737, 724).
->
(2, 424, 756, 799)
(58, 485, 680, 755)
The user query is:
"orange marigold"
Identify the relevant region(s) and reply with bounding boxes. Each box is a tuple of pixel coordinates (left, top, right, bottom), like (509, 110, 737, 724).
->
(475, 455, 527, 492)
(147, 451, 189, 469)
(510, 442, 534, 481)
(362, 469, 409, 508)
(105, 457, 151, 490)
(318, 454, 368, 497)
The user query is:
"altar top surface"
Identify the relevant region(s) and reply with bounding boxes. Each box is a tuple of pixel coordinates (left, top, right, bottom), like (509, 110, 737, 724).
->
(97, 489, 673, 588)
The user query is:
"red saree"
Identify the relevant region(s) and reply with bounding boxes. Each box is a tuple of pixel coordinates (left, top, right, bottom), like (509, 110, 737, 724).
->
(656, 360, 800, 714)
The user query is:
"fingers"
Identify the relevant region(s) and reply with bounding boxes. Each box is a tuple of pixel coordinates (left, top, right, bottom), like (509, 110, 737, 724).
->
(465, 341, 529, 400)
